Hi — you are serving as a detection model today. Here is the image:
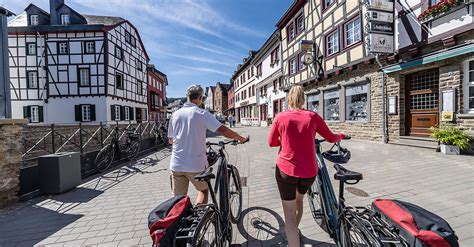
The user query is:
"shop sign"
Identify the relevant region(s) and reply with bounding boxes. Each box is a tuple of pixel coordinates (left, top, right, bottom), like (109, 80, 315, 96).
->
(367, 10, 394, 23)
(367, 0, 394, 12)
(240, 101, 249, 107)
(368, 33, 394, 54)
(369, 21, 394, 34)
(442, 111, 454, 121)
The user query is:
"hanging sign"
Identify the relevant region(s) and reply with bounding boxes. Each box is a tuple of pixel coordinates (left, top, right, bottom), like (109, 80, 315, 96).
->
(368, 33, 394, 53)
(367, 0, 394, 12)
(365, 0, 395, 54)
(367, 10, 394, 23)
(369, 21, 394, 34)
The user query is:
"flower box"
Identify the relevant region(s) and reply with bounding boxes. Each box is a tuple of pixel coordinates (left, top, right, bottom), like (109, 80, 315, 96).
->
(418, 0, 464, 23)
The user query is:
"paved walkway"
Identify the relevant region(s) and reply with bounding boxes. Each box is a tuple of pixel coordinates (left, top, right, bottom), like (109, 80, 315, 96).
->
(0, 126, 473, 246)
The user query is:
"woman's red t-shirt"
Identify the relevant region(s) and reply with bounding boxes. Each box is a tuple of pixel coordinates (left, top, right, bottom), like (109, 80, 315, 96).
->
(268, 109, 344, 178)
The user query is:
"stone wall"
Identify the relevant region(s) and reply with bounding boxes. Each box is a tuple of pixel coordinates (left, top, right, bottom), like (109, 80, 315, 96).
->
(0, 119, 27, 208)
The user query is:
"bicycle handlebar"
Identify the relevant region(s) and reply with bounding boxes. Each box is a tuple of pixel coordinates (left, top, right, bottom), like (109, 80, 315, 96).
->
(315, 135, 351, 144)
(206, 137, 249, 147)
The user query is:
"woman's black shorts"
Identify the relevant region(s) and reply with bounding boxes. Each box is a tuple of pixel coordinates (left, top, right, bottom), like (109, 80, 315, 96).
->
(275, 166, 316, 201)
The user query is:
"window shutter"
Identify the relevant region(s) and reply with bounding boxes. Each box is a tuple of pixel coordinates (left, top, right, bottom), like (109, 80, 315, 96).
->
(23, 106, 30, 118)
(38, 106, 44, 122)
(111, 105, 116, 121)
(120, 106, 125, 120)
(75, 105, 82, 122)
(90, 105, 96, 121)
(130, 107, 135, 120)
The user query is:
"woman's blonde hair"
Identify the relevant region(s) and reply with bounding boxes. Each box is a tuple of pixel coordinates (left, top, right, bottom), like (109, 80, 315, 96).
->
(288, 85, 305, 109)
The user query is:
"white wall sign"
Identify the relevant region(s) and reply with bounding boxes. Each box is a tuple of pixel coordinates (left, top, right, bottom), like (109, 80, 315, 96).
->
(367, 11, 394, 23)
(368, 33, 394, 54)
(324, 90, 339, 99)
(367, 0, 394, 12)
(388, 96, 397, 114)
(346, 84, 368, 96)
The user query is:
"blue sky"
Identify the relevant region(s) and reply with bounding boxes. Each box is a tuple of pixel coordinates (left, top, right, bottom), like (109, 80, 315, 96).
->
(3, 0, 293, 98)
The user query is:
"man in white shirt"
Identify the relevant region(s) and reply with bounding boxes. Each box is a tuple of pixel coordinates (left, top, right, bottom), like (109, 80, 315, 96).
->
(167, 85, 249, 204)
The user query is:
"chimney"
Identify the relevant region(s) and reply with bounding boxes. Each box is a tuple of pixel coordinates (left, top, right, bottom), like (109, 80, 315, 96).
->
(50, 0, 64, 25)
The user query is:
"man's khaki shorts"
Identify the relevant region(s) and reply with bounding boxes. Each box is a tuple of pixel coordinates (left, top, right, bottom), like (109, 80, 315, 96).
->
(171, 171, 208, 196)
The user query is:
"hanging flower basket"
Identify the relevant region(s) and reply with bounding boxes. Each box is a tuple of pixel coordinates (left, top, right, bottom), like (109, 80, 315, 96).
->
(418, 0, 463, 22)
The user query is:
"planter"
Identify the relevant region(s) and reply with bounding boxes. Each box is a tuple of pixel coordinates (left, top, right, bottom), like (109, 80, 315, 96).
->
(440, 144, 460, 155)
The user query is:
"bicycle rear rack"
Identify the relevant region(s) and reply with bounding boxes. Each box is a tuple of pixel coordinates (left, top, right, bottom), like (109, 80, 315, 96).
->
(174, 205, 212, 245)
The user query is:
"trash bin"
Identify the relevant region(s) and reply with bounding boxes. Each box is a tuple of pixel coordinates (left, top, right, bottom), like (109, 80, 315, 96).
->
(38, 152, 81, 194)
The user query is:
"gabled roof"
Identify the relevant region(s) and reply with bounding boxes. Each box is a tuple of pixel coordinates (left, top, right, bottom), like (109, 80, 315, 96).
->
(83, 15, 124, 25)
(24, 4, 50, 16)
(276, 0, 305, 29)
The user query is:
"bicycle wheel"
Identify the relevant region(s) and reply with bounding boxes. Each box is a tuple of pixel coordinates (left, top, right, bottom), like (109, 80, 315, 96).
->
(339, 221, 353, 247)
(229, 166, 243, 224)
(95, 144, 114, 173)
(307, 176, 329, 233)
(124, 138, 140, 161)
(189, 211, 218, 247)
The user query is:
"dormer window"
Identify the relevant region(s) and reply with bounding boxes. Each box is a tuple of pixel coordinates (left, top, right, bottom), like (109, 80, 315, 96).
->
(61, 14, 70, 25)
(30, 15, 39, 26)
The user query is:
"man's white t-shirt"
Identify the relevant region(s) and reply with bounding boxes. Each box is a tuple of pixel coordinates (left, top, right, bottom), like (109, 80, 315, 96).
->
(168, 102, 222, 173)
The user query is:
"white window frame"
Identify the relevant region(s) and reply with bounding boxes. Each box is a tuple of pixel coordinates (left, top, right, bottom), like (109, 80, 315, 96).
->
(345, 17, 361, 47)
(27, 71, 38, 88)
(137, 81, 143, 95)
(289, 57, 297, 75)
(82, 105, 91, 122)
(464, 59, 474, 114)
(61, 14, 70, 25)
(124, 107, 130, 121)
(114, 105, 121, 121)
(30, 15, 39, 26)
(85, 41, 95, 53)
(79, 68, 90, 86)
(27, 43, 36, 55)
(115, 46, 123, 59)
(30, 106, 39, 123)
(58, 42, 68, 54)
(326, 30, 340, 56)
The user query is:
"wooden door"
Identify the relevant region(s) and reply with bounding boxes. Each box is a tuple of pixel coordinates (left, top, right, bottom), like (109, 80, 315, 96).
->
(406, 69, 439, 136)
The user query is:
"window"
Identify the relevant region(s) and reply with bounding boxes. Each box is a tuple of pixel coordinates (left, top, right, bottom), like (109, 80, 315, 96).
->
(27, 71, 38, 88)
(344, 17, 361, 48)
(58, 42, 68, 54)
(323, 0, 336, 10)
(61, 14, 70, 25)
(114, 105, 121, 121)
(125, 31, 131, 43)
(464, 60, 474, 113)
(251, 66, 254, 77)
(326, 30, 340, 56)
(137, 58, 143, 70)
(346, 84, 368, 121)
(31, 106, 40, 123)
(79, 68, 90, 86)
(30, 15, 39, 26)
(27, 43, 36, 55)
(131, 37, 137, 48)
(324, 89, 340, 121)
(247, 70, 251, 80)
(125, 107, 130, 121)
(137, 80, 143, 95)
(116, 73, 124, 89)
(279, 78, 284, 89)
(299, 53, 307, 71)
(289, 57, 297, 75)
(141, 108, 147, 121)
(430, 0, 441, 6)
(257, 63, 262, 76)
(297, 14, 305, 34)
(307, 93, 320, 113)
(84, 41, 95, 54)
(273, 79, 278, 91)
(115, 46, 123, 59)
(82, 105, 91, 122)
(271, 47, 279, 65)
(287, 23, 296, 41)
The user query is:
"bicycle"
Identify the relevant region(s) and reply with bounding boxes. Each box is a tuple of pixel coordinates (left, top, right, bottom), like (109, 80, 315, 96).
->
(307, 137, 408, 246)
(174, 139, 247, 247)
(154, 120, 169, 149)
(94, 126, 141, 173)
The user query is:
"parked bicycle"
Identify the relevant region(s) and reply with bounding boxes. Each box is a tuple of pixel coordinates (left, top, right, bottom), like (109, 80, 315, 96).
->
(307, 137, 459, 246)
(94, 126, 141, 173)
(154, 120, 169, 149)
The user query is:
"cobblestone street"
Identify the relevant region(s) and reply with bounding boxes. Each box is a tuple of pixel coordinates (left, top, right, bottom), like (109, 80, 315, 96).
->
(1, 126, 473, 246)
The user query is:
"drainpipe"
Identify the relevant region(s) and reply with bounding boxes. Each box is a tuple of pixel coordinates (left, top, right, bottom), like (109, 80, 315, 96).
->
(0, 7, 15, 119)
(375, 54, 387, 144)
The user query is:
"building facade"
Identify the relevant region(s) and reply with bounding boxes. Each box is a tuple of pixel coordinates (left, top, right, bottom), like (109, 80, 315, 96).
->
(213, 82, 230, 114)
(227, 83, 235, 118)
(8, 0, 150, 124)
(233, 51, 258, 124)
(204, 86, 215, 112)
(253, 31, 286, 127)
(147, 64, 167, 123)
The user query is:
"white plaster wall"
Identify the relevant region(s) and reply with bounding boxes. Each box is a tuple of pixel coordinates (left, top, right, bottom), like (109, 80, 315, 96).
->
(11, 100, 44, 120)
(106, 97, 148, 123)
(47, 97, 108, 124)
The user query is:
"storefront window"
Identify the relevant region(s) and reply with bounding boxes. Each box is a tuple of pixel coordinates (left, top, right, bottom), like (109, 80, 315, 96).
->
(307, 93, 319, 114)
(324, 90, 339, 121)
(465, 59, 474, 113)
(346, 84, 368, 121)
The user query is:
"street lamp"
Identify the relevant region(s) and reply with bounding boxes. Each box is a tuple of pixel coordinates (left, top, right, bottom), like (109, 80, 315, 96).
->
(0, 7, 15, 119)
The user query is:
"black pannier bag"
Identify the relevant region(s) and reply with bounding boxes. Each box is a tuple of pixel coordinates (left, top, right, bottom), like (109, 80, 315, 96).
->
(373, 199, 458, 247)
(148, 195, 193, 246)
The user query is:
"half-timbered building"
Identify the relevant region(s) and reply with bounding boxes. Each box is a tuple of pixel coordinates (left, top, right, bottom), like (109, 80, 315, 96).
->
(147, 64, 168, 123)
(8, 0, 150, 124)
(232, 51, 258, 124)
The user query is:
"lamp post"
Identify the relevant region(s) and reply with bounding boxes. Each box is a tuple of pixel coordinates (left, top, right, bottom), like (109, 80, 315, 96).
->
(0, 7, 15, 119)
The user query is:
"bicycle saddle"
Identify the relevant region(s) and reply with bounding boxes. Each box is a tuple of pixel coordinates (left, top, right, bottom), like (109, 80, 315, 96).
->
(195, 167, 215, 181)
(333, 164, 363, 182)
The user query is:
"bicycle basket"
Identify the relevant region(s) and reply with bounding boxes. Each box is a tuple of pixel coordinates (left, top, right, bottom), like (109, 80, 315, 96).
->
(322, 145, 351, 164)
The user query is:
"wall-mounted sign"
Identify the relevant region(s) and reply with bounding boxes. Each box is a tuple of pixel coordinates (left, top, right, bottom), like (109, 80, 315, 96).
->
(388, 96, 397, 115)
(240, 101, 249, 107)
(367, 0, 394, 12)
(367, 10, 394, 23)
(368, 33, 394, 54)
(441, 111, 454, 121)
(369, 21, 394, 34)
(441, 88, 455, 122)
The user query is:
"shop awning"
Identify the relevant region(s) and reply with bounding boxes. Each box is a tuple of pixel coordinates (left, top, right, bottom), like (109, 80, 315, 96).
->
(382, 43, 474, 74)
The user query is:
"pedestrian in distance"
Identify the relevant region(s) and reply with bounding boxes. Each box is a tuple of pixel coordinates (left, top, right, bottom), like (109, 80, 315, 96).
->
(167, 85, 249, 205)
(268, 85, 345, 247)
(228, 114, 235, 128)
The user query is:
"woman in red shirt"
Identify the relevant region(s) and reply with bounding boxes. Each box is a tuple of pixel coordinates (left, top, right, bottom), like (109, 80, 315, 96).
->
(268, 85, 344, 246)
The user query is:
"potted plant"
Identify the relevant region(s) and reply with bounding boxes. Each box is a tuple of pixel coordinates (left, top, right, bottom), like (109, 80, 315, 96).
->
(430, 125, 471, 155)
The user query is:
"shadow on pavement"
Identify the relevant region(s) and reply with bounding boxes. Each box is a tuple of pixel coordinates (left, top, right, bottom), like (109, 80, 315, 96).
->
(237, 206, 332, 247)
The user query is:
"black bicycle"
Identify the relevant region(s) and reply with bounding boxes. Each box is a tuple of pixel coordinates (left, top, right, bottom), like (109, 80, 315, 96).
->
(174, 139, 246, 247)
(94, 126, 141, 173)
